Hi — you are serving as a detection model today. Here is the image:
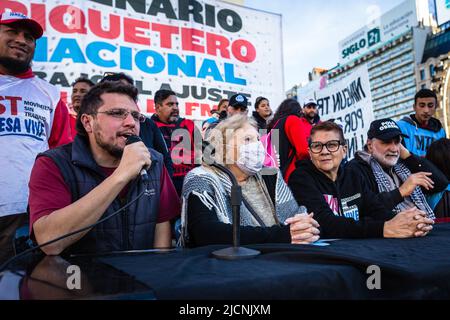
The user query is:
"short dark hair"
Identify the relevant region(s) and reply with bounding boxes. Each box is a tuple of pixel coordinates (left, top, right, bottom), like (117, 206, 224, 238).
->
(255, 96, 268, 109)
(154, 89, 176, 105)
(426, 138, 450, 179)
(72, 77, 95, 88)
(309, 121, 346, 145)
(100, 72, 134, 85)
(76, 81, 139, 137)
(414, 89, 438, 106)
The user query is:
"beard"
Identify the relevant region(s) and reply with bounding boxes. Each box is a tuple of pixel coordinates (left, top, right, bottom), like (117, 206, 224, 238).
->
(0, 56, 32, 74)
(305, 112, 316, 121)
(94, 129, 124, 159)
(169, 114, 180, 123)
(372, 151, 399, 168)
(73, 104, 81, 114)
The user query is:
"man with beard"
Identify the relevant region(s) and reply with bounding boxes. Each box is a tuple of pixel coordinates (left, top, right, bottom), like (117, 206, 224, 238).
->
(302, 98, 321, 125)
(346, 119, 448, 217)
(397, 89, 446, 157)
(151, 89, 200, 195)
(28, 82, 180, 255)
(70, 77, 94, 136)
(0, 12, 72, 263)
(99, 72, 174, 177)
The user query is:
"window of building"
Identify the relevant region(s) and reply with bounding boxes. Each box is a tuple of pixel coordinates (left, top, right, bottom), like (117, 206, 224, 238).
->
(430, 64, 435, 77)
(420, 69, 426, 80)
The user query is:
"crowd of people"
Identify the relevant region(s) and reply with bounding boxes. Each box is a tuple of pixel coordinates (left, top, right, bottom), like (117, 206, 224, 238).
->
(0, 13, 449, 263)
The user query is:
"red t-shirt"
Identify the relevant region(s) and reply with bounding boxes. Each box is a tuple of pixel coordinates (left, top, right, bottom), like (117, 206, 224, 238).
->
(28, 156, 180, 235)
(48, 99, 73, 148)
(69, 114, 77, 139)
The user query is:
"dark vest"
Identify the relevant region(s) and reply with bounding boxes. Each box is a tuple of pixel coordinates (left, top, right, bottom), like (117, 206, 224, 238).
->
(38, 135, 163, 255)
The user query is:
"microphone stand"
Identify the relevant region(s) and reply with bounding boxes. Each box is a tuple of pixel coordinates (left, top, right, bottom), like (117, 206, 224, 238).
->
(210, 162, 260, 260)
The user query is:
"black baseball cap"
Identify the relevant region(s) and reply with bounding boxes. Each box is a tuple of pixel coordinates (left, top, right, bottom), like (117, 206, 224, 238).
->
(367, 118, 408, 141)
(229, 94, 248, 110)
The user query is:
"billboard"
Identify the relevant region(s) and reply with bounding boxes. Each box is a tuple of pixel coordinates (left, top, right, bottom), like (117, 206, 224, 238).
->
(0, 0, 284, 121)
(296, 66, 375, 159)
(338, 0, 418, 64)
(436, 0, 450, 25)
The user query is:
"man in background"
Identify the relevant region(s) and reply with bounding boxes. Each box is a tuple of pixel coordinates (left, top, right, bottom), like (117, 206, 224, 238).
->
(397, 89, 446, 157)
(346, 118, 448, 217)
(151, 89, 200, 195)
(0, 12, 71, 263)
(69, 77, 94, 136)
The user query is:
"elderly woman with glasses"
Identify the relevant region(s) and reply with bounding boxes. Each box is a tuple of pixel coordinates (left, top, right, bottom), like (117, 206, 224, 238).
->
(178, 115, 320, 248)
(288, 121, 435, 239)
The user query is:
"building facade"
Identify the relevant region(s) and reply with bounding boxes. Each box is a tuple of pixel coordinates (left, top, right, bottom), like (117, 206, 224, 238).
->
(417, 22, 450, 135)
(294, 0, 439, 122)
(329, 27, 429, 120)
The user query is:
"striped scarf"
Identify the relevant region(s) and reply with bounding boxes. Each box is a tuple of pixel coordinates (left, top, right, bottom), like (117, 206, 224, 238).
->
(369, 157, 435, 219)
(178, 166, 299, 247)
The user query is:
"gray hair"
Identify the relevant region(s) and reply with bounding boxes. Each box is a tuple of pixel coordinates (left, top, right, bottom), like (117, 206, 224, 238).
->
(206, 114, 257, 165)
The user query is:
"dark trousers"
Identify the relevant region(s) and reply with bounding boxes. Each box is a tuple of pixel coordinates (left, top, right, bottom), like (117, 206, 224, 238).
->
(0, 213, 28, 264)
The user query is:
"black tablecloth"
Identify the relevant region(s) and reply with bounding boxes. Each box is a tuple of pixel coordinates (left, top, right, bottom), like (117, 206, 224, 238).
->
(97, 224, 450, 300)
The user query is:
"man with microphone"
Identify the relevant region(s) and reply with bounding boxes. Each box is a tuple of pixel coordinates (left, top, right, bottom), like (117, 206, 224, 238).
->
(28, 81, 180, 255)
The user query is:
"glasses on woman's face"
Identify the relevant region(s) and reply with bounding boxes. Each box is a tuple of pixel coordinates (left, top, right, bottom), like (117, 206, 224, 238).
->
(309, 140, 343, 154)
(96, 108, 146, 123)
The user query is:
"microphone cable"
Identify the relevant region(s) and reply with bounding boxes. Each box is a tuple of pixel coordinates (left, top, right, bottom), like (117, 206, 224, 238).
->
(0, 188, 147, 273)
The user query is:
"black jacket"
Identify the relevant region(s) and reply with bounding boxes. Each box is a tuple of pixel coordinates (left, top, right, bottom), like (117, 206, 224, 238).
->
(38, 136, 163, 254)
(252, 111, 268, 130)
(288, 160, 394, 239)
(346, 152, 449, 212)
(409, 114, 444, 133)
(434, 189, 450, 218)
(140, 117, 174, 177)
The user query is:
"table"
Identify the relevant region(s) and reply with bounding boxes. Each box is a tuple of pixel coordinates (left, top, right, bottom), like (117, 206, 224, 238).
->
(2, 223, 450, 300)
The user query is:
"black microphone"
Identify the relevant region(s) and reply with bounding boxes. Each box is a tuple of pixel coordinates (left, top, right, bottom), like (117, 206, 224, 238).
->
(201, 141, 260, 260)
(125, 135, 149, 184)
(0, 136, 153, 272)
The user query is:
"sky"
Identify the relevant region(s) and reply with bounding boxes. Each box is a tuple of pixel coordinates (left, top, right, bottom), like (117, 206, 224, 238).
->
(244, 0, 405, 90)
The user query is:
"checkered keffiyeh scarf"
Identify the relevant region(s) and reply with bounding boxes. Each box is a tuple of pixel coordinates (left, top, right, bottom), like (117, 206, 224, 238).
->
(178, 166, 299, 247)
(369, 157, 435, 219)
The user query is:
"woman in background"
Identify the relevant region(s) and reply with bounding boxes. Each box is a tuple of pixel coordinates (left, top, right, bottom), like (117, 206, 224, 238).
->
(252, 96, 272, 131)
(267, 99, 312, 182)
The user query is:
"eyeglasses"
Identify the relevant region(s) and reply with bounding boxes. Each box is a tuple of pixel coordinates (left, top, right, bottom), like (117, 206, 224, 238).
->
(96, 108, 146, 123)
(309, 140, 343, 154)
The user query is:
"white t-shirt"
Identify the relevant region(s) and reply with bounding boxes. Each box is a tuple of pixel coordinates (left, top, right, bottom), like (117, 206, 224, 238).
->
(0, 70, 72, 217)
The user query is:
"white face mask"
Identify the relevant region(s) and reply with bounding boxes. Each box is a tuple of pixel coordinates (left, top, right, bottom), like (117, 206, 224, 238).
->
(236, 141, 266, 175)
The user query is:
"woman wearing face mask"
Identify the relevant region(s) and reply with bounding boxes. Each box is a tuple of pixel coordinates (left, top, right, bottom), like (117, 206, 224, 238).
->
(178, 115, 320, 247)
